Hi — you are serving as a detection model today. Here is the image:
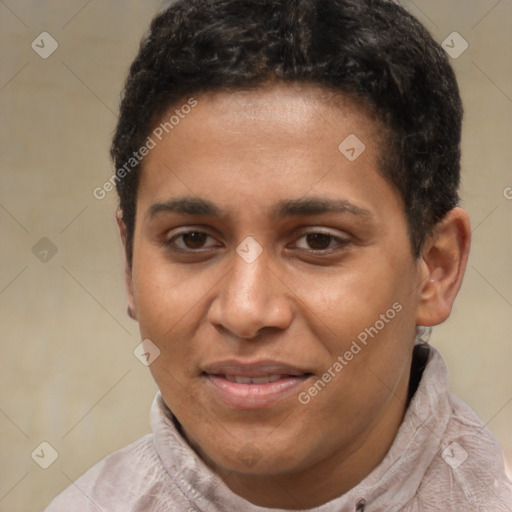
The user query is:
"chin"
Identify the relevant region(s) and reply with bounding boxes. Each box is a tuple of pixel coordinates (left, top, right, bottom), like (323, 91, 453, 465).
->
(194, 431, 310, 477)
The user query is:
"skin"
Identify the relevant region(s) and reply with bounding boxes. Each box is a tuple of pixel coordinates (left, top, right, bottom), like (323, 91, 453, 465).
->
(118, 83, 471, 509)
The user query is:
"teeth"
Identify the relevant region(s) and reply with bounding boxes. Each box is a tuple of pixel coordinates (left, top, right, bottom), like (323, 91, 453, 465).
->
(252, 375, 282, 384)
(234, 376, 252, 384)
(224, 375, 283, 384)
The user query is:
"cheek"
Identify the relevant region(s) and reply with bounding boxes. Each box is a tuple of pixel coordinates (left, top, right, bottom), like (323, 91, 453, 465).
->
(288, 255, 413, 341)
(292, 256, 417, 400)
(130, 251, 219, 379)
(132, 262, 204, 408)
(131, 245, 207, 333)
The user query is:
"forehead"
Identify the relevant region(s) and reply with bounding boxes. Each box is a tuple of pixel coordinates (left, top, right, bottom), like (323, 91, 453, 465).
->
(171, 84, 381, 147)
(136, 83, 399, 218)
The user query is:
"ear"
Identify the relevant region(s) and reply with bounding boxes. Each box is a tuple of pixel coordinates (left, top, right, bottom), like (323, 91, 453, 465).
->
(415, 207, 471, 327)
(116, 210, 138, 321)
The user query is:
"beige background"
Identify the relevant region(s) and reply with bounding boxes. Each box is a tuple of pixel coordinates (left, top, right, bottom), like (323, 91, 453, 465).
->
(0, 1, 511, 511)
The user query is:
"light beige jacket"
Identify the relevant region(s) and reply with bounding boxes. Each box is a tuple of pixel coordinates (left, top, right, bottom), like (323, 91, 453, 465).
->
(45, 346, 512, 511)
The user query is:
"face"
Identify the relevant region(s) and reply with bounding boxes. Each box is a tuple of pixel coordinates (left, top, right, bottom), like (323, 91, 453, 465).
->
(124, 84, 428, 498)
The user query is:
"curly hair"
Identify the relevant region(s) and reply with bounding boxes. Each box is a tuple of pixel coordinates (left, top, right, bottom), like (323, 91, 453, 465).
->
(111, 0, 463, 265)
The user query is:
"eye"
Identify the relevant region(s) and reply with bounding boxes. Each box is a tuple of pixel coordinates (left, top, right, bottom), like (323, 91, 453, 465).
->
(166, 230, 219, 251)
(293, 231, 349, 252)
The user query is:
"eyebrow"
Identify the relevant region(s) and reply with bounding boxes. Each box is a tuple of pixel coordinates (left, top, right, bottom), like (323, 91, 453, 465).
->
(274, 197, 371, 218)
(147, 196, 372, 219)
(148, 197, 222, 218)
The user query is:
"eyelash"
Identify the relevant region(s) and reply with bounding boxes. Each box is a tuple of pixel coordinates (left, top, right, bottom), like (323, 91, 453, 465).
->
(166, 230, 221, 252)
(165, 229, 350, 254)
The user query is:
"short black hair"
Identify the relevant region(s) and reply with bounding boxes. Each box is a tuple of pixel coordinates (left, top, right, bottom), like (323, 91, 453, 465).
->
(111, 0, 463, 265)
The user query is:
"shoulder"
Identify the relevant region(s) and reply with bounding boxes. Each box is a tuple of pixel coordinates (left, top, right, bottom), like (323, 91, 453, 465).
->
(44, 434, 173, 512)
(415, 392, 512, 511)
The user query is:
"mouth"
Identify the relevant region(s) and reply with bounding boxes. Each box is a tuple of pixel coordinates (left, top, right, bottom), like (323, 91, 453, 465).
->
(223, 374, 285, 384)
(202, 361, 313, 409)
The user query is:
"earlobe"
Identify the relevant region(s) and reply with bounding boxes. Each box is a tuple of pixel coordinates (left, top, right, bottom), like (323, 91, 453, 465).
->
(116, 209, 138, 321)
(415, 207, 471, 327)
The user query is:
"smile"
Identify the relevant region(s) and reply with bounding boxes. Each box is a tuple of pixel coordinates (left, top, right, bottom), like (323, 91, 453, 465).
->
(201, 360, 313, 409)
(223, 374, 282, 384)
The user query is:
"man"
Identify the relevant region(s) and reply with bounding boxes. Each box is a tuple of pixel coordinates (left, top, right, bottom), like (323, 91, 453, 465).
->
(46, 0, 512, 510)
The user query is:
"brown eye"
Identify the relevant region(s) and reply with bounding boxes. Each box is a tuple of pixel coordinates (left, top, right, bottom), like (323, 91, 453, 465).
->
(166, 230, 219, 251)
(182, 232, 208, 249)
(305, 233, 334, 250)
(292, 230, 350, 253)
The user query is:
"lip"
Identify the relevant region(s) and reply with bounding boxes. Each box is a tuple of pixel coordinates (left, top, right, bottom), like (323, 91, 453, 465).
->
(202, 359, 313, 409)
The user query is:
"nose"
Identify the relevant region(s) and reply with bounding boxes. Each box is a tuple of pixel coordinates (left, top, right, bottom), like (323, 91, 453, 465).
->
(207, 250, 294, 339)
